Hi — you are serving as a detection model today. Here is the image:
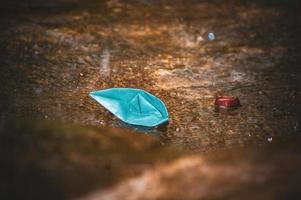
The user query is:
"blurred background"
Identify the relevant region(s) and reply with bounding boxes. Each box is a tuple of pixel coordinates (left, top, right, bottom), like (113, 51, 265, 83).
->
(1, 0, 301, 199)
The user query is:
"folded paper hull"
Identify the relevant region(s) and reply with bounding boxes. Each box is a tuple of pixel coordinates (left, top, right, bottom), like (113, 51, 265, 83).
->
(90, 88, 169, 127)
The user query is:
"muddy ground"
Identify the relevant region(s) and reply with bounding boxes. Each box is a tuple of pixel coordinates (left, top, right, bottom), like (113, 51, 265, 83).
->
(1, 0, 301, 199)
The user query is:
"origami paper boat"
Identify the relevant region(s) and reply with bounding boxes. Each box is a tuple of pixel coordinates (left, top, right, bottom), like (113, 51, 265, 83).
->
(89, 88, 169, 127)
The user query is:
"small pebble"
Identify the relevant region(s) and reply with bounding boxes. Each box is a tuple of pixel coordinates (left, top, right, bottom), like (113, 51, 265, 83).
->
(294, 122, 298, 131)
(33, 44, 39, 50)
(34, 87, 43, 95)
(196, 35, 204, 42)
(267, 137, 272, 142)
(79, 72, 84, 76)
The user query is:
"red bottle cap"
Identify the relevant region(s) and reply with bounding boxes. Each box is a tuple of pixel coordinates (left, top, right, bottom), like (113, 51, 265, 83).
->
(215, 96, 240, 108)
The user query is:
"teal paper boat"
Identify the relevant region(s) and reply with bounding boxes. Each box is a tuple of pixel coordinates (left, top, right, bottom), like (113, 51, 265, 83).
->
(89, 88, 169, 127)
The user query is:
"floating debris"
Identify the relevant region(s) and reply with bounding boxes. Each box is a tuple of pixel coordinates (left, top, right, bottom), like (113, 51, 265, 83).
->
(208, 32, 215, 40)
(90, 88, 169, 127)
(215, 96, 240, 108)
